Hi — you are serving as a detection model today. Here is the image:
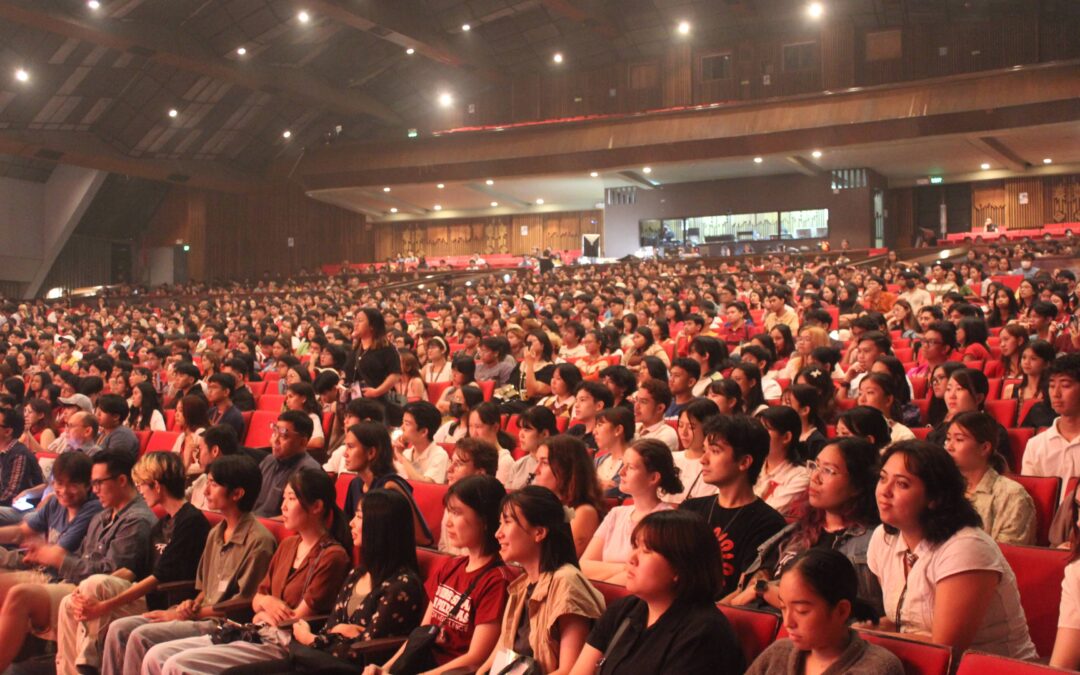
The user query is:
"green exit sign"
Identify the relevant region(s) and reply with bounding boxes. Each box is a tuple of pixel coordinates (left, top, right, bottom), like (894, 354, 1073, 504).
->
(929, 176, 943, 184)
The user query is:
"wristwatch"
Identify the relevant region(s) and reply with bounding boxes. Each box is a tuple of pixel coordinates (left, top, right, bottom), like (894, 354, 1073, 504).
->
(754, 579, 769, 603)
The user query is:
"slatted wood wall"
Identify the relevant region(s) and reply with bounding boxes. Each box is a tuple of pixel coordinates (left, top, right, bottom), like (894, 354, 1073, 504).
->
(972, 175, 1080, 231)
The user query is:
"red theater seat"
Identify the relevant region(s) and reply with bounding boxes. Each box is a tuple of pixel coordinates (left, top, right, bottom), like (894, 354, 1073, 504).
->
(858, 630, 952, 675)
(1006, 427, 1035, 470)
(910, 376, 927, 400)
(1010, 475, 1060, 546)
(202, 510, 225, 528)
(986, 399, 1018, 428)
(956, 651, 1074, 674)
(247, 381, 268, 397)
(243, 410, 280, 449)
(417, 547, 449, 584)
(145, 431, 180, 454)
(257, 394, 285, 412)
(335, 473, 355, 510)
(593, 580, 631, 608)
(135, 430, 152, 456)
(410, 481, 450, 549)
(479, 380, 495, 402)
(427, 381, 451, 404)
(717, 605, 781, 665)
(258, 517, 295, 544)
(999, 542, 1071, 658)
(911, 427, 931, 440)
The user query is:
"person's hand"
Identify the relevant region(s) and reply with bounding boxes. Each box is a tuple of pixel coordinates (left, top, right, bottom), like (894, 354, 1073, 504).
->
(253, 596, 294, 626)
(329, 623, 364, 639)
(174, 599, 198, 621)
(361, 666, 383, 675)
(73, 592, 110, 622)
(143, 608, 181, 623)
(22, 542, 65, 568)
(727, 584, 759, 607)
(292, 619, 316, 645)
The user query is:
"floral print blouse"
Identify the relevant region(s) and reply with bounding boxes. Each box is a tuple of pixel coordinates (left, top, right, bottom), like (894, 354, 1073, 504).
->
(312, 565, 426, 656)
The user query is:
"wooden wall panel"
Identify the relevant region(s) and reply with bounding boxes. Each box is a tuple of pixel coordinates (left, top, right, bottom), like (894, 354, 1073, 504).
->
(821, 22, 856, 90)
(1006, 177, 1047, 231)
(662, 43, 693, 107)
(972, 181, 1006, 231)
(885, 187, 916, 249)
(1048, 176, 1080, 224)
(372, 210, 602, 260)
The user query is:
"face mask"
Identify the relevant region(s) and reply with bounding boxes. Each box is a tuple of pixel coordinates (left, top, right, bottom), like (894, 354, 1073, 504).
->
(1021, 261, 1032, 269)
(449, 403, 466, 418)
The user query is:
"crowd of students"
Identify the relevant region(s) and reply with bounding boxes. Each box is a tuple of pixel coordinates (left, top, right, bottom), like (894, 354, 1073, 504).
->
(0, 237, 1075, 673)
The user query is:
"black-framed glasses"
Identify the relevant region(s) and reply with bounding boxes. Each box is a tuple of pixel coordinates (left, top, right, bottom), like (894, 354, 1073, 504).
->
(91, 475, 120, 489)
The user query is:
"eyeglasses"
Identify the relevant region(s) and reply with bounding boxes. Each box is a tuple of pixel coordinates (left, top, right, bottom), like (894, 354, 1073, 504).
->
(806, 460, 840, 479)
(270, 425, 293, 437)
(91, 475, 120, 490)
(923, 339, 944, 346)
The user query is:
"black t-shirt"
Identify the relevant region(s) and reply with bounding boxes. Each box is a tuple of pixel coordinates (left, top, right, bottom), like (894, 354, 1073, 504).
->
(680, 497, 786, 597)
(586, 596, 743, 675)
(232, 386, 256, 412)
(352, 345, 401, 392)
(148, 502, 211, 607)
(506, 363, 556, 404)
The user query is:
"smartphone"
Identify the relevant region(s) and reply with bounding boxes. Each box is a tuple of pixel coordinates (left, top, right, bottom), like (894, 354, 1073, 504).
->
(12, 497, 34, 512)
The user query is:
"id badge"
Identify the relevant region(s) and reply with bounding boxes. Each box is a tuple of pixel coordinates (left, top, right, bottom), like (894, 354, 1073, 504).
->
(490, 648, 531, 675)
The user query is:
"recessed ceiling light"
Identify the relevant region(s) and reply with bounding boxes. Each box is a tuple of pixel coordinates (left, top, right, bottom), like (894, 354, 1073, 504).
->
(390, 208, 398, 213)
(485, 179, 494, 185)
(490, 201, 499, 207)
(436, 183, 445, 189)
(461, 23, 471, 31)
(590, 171, 599, 177)
(383, 187, 391, 192)
(168, 108, 178, 118)
(406, 47, 415, 55)
(1043, 158, 1053, 164)
(811, 150, 823, 159)
(433, 204, 442, 211)
(14, 69, 29, 83)
(553, 52, 563, 64)
(438, 92, 453, 108)
(753, 157, 763, 163)
(807, 2, 824, 19)
(535, 198, 545, 205)
(980, 162, 991, 170)
(236, 46, 247, 56)
(677, 21, 691, 35)
(642, 167, 652, 174)
(87, 0, 100, 9)
(282, 130, 292, 139)
(297, 10, 310, 23)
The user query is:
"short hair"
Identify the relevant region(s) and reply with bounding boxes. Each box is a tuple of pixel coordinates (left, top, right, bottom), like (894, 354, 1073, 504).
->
(207, 372, 237, 395)
(1048, 353, 1080, 383)
(669, 357, 701, 380)
(312, 370, 341, 395)
(403, 401, 441, 442)
(839, 405, 891, 453)
(278, 409, 314, 438)
(599, 365, 637, 395)
(518, 406, 559, 436)
(451, 355, 476, 381)
(222, 357, 249, 377)
(92, 449, 137, 484)
(133, 451, 186, 499)
(202, 424, 239, 456)
(96, 393, 129, 419)
(1032, 301, 1058, 319)
(207, 454, 263, 512)
(344, 397, 385, 423)
(857, 331, 892, 355)
(925, 321, 957, 350)
(880, 440, 981, 544)
(741, 344, 773, 371)
(553, 363, 583, 393)
(632, 510, 722, 603)
(638, 379, 673, 409)
(0, 407, 24, 437)
(51, 451, 92, 486)
(574, 381, 613, 410)
(701, 414, 770, 483)
(596, 406, 636, 442)
(453, 437, 499, 477)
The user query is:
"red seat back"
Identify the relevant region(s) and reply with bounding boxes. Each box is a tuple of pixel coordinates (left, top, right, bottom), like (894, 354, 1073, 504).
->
(257, 517, 295, 544)
(912, 399, 930, 425)
(335, 473, 355, 510)
(858, 630, 952, 675)
(135, 430, 152, 456)
(145, 431, 181, 454)
(986, 399, 1018, 428)
(999, 542, 1071, 658)
(593, 580, 631, 608)
(257, 394, 285, 412)
(479, 380, 495, 402)
(202, 510, 225, 528)
(717, 605, 781, 665)
(987, 378, 1003, 401)
(956, 650, 1073, 674)
(893, 347, 913, 362)
(409, 481, 450, 549)
(910, 375, 928, 400)
(417, 547, 451, 584)
(1006, 427, 1035, 470)
(1011, 475, 1060, 546)
(247, 381, 268, 397)
(427, 381, 452, 404)
(165, 409, 177, 431)
(321, 411, 334, 436)
(911, 427, 930, 440)
(243, 410, 280, 449)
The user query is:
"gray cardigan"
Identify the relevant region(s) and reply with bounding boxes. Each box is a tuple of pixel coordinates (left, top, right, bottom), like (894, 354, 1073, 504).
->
(746, 631, 904, 675)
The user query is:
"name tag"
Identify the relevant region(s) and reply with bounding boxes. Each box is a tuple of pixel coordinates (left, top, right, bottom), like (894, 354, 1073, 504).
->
(491, 649, 531, 675)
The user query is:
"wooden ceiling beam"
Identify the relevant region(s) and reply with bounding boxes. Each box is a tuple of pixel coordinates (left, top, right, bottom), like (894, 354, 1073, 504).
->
(0, 0, 403, 125)
(0, 129, 262, 193)
(538, 0, 620, 41)
(970, 135, 1031, 171)
(302, 0, 507, 84)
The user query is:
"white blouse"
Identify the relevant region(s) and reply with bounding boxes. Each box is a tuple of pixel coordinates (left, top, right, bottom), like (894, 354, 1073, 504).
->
(867, 525, 1037, 660)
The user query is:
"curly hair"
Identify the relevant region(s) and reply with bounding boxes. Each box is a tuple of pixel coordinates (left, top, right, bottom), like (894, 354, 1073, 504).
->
(880, 440, 981, 544)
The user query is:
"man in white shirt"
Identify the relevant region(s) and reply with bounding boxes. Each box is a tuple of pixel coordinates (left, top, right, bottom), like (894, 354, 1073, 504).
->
(633, 379, 679, 451)
(897, 270, 933, 314)
(558, 321, 588, 361)
(1021, 354, 1080, 502)
(393, 401, 449, 484)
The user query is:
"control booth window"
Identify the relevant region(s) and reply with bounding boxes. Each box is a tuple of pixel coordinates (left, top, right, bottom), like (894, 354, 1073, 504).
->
(639, 209, 828, 248)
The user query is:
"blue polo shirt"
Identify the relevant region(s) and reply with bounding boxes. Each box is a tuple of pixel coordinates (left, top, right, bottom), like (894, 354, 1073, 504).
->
(25, 494, 104, 552)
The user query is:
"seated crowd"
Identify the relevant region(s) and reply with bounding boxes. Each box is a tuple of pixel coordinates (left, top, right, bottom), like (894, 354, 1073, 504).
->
(0, 236, 1076, 674)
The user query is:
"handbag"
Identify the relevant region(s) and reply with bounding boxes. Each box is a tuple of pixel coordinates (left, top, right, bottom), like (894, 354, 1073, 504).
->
(389, 559, 498, 675)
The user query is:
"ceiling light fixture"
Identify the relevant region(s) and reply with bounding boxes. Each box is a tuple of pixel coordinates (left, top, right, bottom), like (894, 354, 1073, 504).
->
(677, 21, 691, 35)
(980, 162, 991, 170)
(433, 204, 442, 211)
(406, 47, 415, 55)
(390, 208, 398, 213)
(436, 183, 445, 189)
(485, 179, 494, 185)
(553, 52, 563, 64)
(87, 0, 100, 9)
(236, 46, 247, 56)
(383, 187, 391, 192)
(753, 156, 763, 163)
(536, 198, 545, 205)
(1043, 158, 1053, 164)
(438, 92, 453, 108)
(282, 130, 292, 139)
(811, 150, 823, 159)
(14, 68, 29, 83)
(642, 167, 652, 174)
(461, 23, 471, 31)
(168, 108, 178, 118)
(590, 171, 599, 177)
(297, 10, 310, 23)
(490, 201, 499, 207)
(807, 2, 824, 19)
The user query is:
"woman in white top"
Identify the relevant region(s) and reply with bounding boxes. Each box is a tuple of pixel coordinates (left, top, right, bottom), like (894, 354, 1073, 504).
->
(581, 439, 680, 584)
(432, 384, 482, 446)
(755, 406, 811, 519)
(171, 394, 208, 472)
(466, 402, 514, 485)
(868, 439, 1037, 661)
(857, 373, 916, 444)
(672, 399, 720, 504)
(421, 336, 453, 385)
